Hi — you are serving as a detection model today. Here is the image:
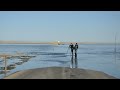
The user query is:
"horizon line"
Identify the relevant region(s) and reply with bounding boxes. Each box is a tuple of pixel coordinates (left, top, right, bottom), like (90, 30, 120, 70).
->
(0, 40, 120, 44)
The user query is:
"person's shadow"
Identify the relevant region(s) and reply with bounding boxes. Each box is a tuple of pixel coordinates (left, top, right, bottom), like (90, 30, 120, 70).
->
(71, 53, 78, 68)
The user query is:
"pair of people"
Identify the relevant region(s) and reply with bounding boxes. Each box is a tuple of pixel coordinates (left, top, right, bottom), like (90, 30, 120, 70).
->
(69, 43, 78, 56)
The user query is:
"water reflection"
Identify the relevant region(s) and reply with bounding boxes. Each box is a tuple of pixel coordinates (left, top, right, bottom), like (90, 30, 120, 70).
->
(70, 54, 78, 68)
(71, 55, 74, 68)
(75, 54, 78, 68)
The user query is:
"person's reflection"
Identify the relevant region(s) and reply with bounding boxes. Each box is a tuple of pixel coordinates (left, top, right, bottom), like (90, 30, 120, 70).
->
(75, 54, 78, 68)
(71, 54, 78, 68)
(71, 55, 74, 68)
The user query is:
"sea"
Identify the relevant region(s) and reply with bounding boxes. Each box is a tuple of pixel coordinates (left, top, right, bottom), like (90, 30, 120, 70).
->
(0, 44, 120, 79)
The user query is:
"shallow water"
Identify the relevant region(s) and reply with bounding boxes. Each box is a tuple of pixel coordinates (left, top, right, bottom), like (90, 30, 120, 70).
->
(0, 44, 120, 79)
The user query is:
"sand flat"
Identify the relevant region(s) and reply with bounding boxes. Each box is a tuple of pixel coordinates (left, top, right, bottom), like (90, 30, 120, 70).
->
(4, 67, 117, 79)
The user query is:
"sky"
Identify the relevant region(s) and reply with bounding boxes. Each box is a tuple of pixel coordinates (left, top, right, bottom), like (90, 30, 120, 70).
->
(0, 11, 120, 43)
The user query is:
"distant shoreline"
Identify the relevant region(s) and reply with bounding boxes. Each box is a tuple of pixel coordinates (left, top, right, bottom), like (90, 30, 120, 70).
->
(0, 43, 120, 45)
(0, 41, 120, 45)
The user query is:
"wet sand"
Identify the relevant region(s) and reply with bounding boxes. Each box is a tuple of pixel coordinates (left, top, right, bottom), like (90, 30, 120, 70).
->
(4, 67, 117, 79)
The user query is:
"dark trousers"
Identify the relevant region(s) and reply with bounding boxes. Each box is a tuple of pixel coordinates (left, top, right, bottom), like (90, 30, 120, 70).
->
(75, 49, 77, 56)
(71, 49, 73, 55)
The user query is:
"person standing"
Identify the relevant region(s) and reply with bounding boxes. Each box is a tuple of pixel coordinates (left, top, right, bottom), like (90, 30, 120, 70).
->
(69, 43, 74, 55)
(74, 43, 78, 57)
